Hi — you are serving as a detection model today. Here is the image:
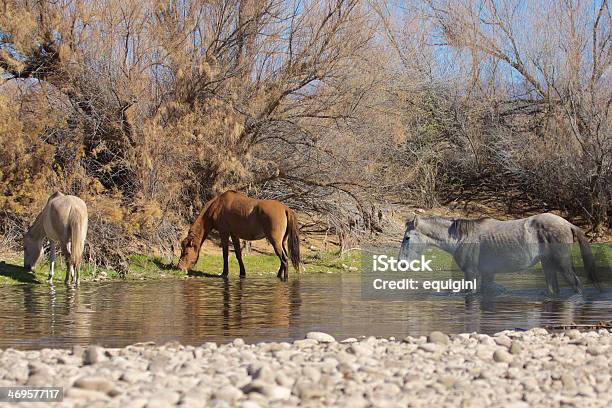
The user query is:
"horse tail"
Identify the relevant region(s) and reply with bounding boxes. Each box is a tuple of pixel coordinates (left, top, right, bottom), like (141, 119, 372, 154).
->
(286, 208, 300, 272)
(69, 206, 88, 271)
(572, 226, 602, 291)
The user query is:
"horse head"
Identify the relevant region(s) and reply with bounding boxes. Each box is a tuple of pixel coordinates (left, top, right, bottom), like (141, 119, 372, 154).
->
(399, 214, 426, 261)
(177, 231, 199, 271)
(23, 233, 43, 271)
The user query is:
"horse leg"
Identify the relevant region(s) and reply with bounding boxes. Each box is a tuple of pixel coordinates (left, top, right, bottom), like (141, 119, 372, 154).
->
(48, 243, 56, 282)
(282, 235, 290, 279)
(220, 233, 230, 277)
(541, 257, 560, 296)
(62, 242, 72, 284)
(270, 238, 288, 281)
(480, 270, 494, 291)
(463, 267, 480, 294)
(231, 235, 246, 278)
(68, 241, 76, 284)
(555, 251, 584, 295)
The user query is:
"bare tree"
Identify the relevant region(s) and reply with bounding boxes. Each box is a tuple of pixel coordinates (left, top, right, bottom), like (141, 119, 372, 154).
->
(0, 0, 390, 262)
(395, 0, 612, 232)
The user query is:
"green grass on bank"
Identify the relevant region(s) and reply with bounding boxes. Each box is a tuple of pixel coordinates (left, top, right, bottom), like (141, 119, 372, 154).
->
(0, 249, 361, 285)
(0, 243, 608, 286)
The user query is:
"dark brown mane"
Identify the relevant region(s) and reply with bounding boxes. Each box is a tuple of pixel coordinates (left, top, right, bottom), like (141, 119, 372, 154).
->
(448, 218, 490, 239)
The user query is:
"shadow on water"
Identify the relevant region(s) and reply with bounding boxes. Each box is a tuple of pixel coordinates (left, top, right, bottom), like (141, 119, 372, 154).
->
(0, 261, 40, 284)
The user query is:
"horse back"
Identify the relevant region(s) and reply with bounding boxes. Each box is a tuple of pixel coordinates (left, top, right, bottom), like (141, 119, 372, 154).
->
(474, 214, 575, 250)
(525, 213, 575, 244)
(209, 191, 289, 240)
(43, 194, 88, 242)
(213, 191, 288, 218)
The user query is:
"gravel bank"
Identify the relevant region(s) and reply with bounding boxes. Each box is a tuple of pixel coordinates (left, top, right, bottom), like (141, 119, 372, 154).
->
(1, 328, 610, 407)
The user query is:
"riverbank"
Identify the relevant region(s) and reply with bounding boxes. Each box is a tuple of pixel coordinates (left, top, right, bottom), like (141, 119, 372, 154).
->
(0, 329, 610, 407)
(3, 241, 609, 286)
(0, 249, 361, 285)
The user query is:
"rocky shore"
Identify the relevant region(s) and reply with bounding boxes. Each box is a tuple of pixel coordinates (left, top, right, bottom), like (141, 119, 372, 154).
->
(1, 328, 611, 407)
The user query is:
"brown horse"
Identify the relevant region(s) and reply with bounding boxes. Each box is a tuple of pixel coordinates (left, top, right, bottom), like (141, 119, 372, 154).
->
(177, 191, 300, 280)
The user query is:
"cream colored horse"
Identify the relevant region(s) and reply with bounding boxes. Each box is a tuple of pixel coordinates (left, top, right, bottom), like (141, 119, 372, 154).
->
(24, 192, 88, 284)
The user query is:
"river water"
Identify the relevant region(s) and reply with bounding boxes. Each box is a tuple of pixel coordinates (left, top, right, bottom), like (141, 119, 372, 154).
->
(1, 273, 611, 349)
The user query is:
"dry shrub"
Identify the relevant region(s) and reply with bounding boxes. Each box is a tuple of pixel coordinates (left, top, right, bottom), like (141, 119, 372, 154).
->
(1, 0, 609, 272)
(0, 92, 56, 215)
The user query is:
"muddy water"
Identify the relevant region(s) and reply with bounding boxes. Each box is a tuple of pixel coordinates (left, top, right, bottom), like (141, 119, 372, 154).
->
(0, 274, 611, 349)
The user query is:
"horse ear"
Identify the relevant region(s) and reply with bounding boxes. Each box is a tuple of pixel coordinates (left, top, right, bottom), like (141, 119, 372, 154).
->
(406, 212, 417, 227)
(413, 215, 419, 227)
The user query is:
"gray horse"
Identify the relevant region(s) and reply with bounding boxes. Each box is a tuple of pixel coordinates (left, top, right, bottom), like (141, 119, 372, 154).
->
(24, 192, 88, 284)
(399, 213, 601, 295)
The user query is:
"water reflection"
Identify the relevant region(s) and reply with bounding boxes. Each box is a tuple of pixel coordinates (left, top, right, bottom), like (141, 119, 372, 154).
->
(0, 274, 611, 350)
(182, 278, 302, 341)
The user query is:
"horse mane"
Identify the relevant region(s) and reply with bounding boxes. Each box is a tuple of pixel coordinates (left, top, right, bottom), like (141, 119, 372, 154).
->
(448, 218, 490, 239)
(27, 194, 65, 236)
(187, 191, 244, 241)
(47, 191, 64, 202)
(188, 195, 220, 240)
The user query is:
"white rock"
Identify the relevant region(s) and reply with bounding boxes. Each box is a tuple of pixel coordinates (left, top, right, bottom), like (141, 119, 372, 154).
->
(428, 331, 450, 345)
(293, 339, 318, 348)
(493, 349, 513, 363)
(302, 366, 322, 383)
(243, 381, 291, 400)
(82, 346, 104, 365)
(213, 385, 243, 403)
(65, 388, 109, 401)
(241, 401, 262, 408)
(348, 344, 372, 356)
(73, 376, 117, 395)
(510, 341, 524, 355)
(561, 372, 577, 390)
(494, 335, 512, 348)
(306, 332, 335, 343)
(419, 343, 441, 353)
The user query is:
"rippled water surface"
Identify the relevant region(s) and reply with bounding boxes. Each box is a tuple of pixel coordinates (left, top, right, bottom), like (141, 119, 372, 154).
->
(1, 274, 611, 349)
